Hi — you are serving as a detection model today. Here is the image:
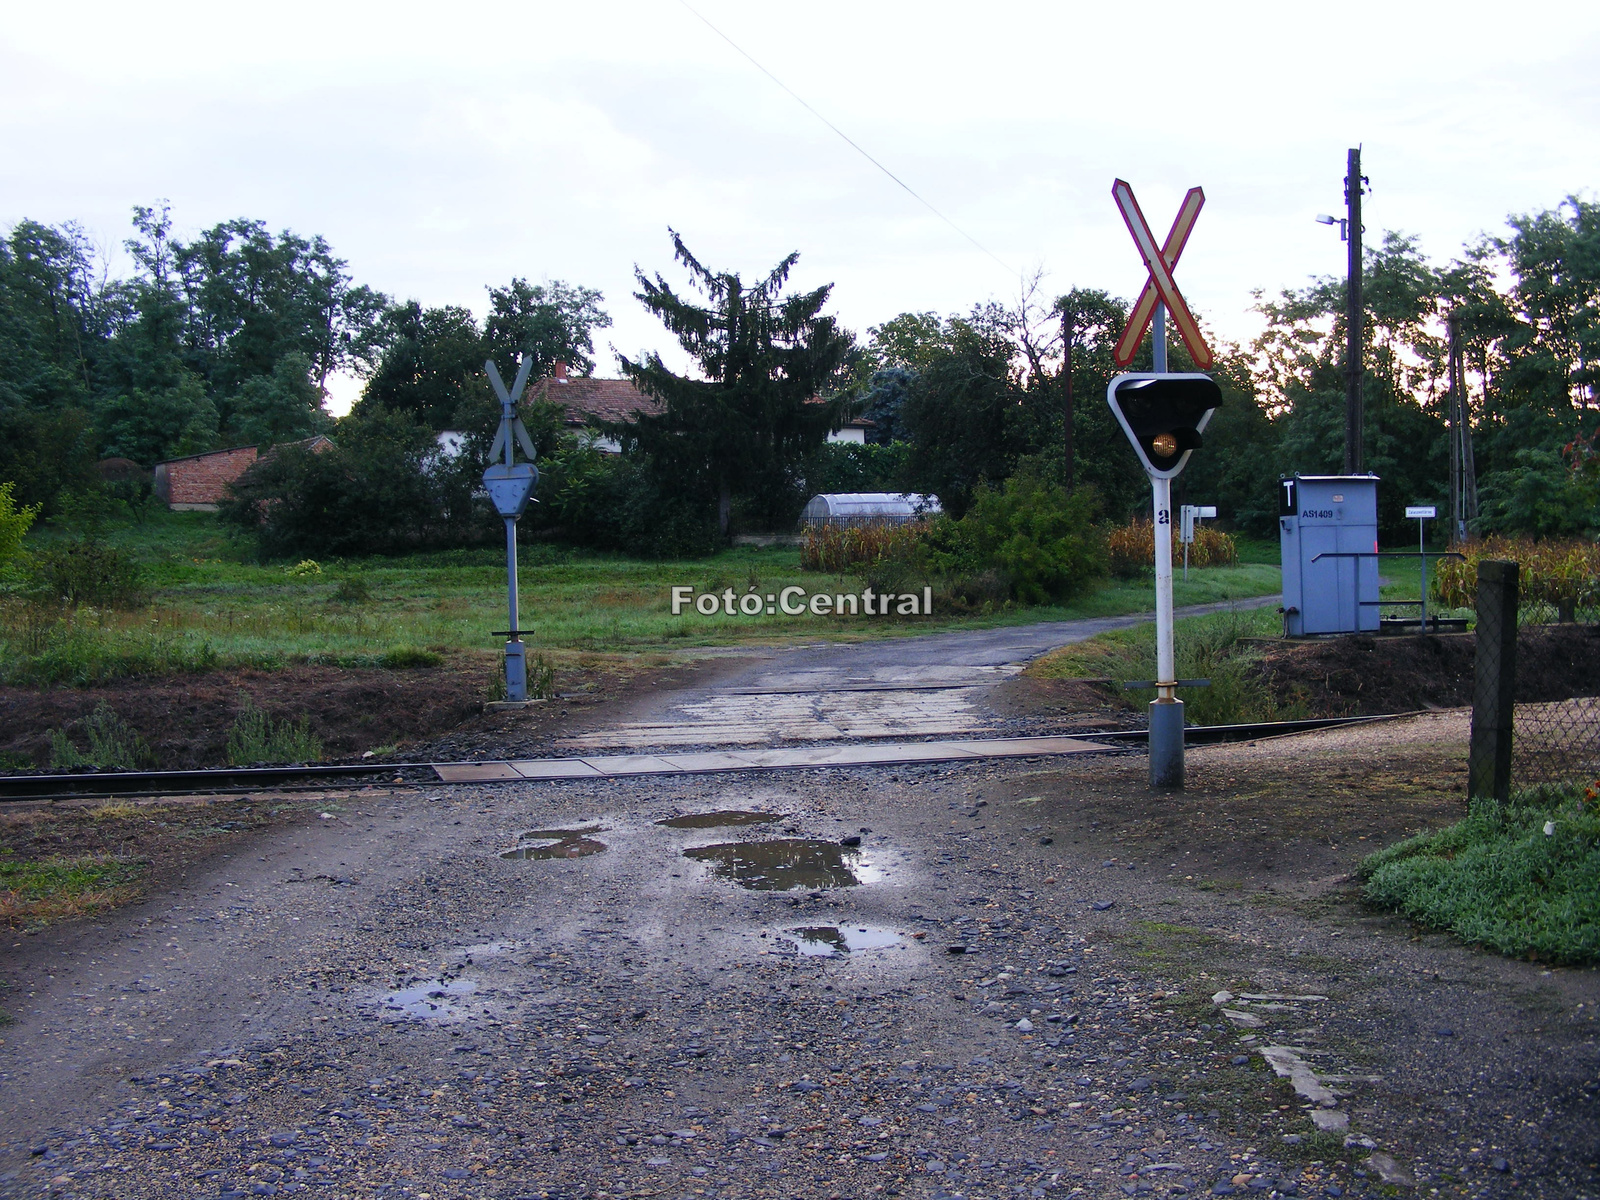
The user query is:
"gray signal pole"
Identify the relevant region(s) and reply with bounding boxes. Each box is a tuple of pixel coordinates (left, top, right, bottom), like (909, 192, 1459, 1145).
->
(482, 358, 541, 704)
(1344, 147, 1365, 474)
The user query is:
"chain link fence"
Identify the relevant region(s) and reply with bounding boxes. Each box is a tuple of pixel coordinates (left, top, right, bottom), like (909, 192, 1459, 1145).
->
(1513, 626, 1600, 787)
(1471, 561, 1600, 796)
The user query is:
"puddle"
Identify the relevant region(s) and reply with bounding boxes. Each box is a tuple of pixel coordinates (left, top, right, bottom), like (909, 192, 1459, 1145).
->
(500, 827, 607, 860)
(683, 838, 878, 890)
(656, 810, 782, 829)
(780, 925, 905, 957)
(380, 977, 477, 1020)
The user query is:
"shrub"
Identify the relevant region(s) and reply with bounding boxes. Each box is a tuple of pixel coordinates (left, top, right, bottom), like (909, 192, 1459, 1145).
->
(801, 441, 912, 494)
(0, 480, 40, 568)
(537, 448, 722, 558)
(226, 698, 323, 766)
(47, 703, 157, 770)
(221, 408, 489, 558)
(1432, 536, 1600, 618)
(285, 559, 323, 577)
(26, 539, 146, 607)
(930, 470, 1108, 605)
(1107, 518, 1239, 577)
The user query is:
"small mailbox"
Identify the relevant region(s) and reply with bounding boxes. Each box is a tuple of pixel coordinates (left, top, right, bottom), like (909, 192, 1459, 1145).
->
(1279, 474, 1380, 636)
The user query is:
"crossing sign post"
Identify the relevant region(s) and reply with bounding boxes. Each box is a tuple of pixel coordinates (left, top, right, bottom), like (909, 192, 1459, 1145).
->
(1111, 180, 1213, 372)
(483, 357, 541, 703)
(1105, 179, 1220, 789)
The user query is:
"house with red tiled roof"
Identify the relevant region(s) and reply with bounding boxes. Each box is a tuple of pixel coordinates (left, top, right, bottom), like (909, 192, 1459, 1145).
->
(528, 362, 872, 450)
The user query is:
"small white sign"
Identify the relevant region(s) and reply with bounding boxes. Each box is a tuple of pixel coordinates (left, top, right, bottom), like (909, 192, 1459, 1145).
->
(1406, 505, 1437, 519)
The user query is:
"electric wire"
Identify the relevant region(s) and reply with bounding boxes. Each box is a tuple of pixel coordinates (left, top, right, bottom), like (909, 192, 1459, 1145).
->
(675, 0, 1017, 279)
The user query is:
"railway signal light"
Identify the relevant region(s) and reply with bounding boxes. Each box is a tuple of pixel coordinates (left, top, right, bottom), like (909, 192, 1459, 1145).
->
(1106, 373, 1223, 480)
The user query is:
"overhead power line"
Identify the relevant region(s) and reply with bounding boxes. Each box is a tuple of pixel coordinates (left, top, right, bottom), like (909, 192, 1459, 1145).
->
(675, 0, 1017, 279)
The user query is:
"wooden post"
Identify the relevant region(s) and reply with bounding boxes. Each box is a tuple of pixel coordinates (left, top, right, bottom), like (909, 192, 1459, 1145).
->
(1469, 559, 1519, 801)
(1344, 147, 1364, 475)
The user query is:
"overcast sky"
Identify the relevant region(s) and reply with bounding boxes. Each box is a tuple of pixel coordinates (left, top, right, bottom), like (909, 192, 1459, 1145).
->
(5, 0, 1597, 413)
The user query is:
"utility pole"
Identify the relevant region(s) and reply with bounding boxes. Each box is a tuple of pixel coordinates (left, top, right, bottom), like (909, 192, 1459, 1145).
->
(1446, 310, 1479, 544)
(1061, 307, 1074, 490)
(1344, 147, 1365, 474)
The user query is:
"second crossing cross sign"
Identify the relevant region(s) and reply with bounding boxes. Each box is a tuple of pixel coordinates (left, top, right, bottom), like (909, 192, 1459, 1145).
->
(1110, 179, 1214, 370)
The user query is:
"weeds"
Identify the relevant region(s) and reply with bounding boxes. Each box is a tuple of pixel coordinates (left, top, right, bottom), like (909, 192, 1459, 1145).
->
(1027, 608, 1294, 726)
(1359, 782, 1600, 964)
(379, 646, 444, 669)
(46, 703, 157, 770)
(225, 697, 323, 766)
(801, 521, 929, 574)
(1108, 518, 1239, 577)
(1432, 536, 1600, 619)
(530, 652, 556, 700)
(0, 852, 146, 926)
(329, 575, 371, 605)
(0, 601, 222, 686)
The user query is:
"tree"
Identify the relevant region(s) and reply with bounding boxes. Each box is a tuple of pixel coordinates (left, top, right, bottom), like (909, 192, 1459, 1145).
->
(360, 279, 611, 433)
(169, 215, 386, 399)
(482, 278, 612, 378)
(358, 302, 489, 431)
(857, 367, 914, 444)
(619, 231, 856, 535)
(897, 315, 1020, 516)
(1254, 232, 1453, 540)
(97, 373, 219, 464)
(232, 352, 332, 447)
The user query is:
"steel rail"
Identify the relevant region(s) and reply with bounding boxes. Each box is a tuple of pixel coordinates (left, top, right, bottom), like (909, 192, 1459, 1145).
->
(0, 713, 1419, 803)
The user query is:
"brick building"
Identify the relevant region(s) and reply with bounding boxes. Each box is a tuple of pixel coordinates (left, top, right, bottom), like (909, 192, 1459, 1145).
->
(152, 446, 259, 511)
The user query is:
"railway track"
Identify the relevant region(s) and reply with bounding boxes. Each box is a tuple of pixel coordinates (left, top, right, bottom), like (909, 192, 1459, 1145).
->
(0, 713, 1412, 803)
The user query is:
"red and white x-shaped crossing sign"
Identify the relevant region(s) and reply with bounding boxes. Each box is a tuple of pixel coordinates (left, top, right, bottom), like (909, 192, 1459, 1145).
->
(1111, 179, 1213, 370)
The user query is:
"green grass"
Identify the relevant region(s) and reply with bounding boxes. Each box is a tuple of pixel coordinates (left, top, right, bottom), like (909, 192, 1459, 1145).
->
(0, 851, 147, 926)
(1025, 606, 1298, 726)
(1, 510, 1283, 684)
(1359, 784, 1600, 965)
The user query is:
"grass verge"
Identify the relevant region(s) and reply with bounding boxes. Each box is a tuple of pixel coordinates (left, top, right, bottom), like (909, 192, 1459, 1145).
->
(2, 509, 1283, 685)
(0, 852, 147, 927)
(1358, 782, 1600, 965)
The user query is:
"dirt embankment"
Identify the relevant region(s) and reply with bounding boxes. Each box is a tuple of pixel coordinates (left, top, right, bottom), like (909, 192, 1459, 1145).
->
(0, 653, 717, 772)
(0, 661, 491, 770)
(1252, 624, 1600, 716)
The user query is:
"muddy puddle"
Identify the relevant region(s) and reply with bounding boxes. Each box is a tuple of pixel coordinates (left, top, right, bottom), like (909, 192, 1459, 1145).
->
(683, 838, 878, 890)
(656, 810, 781, 829)
(500, 826, 607, 860)
(380, 977, 477, 1020)
(779, 925, 905, 957)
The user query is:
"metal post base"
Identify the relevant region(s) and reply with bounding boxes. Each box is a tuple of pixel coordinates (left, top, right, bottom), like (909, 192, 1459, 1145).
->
(504, 639, 528, 703)
(1149, 697, 1185, 789)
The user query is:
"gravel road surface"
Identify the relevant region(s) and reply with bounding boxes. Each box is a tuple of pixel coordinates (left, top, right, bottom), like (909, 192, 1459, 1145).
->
(4, 722, 1598, 1200)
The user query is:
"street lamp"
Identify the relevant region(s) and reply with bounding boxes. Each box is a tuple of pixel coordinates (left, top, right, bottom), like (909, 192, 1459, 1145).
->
(1314, 213, 1349, 241)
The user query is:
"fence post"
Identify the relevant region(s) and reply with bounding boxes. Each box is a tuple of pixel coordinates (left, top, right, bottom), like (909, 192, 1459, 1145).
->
(1469, 559, 1519, 801)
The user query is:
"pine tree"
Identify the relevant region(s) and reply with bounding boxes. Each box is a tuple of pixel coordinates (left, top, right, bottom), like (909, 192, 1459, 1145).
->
(619, 231, 855, 534)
